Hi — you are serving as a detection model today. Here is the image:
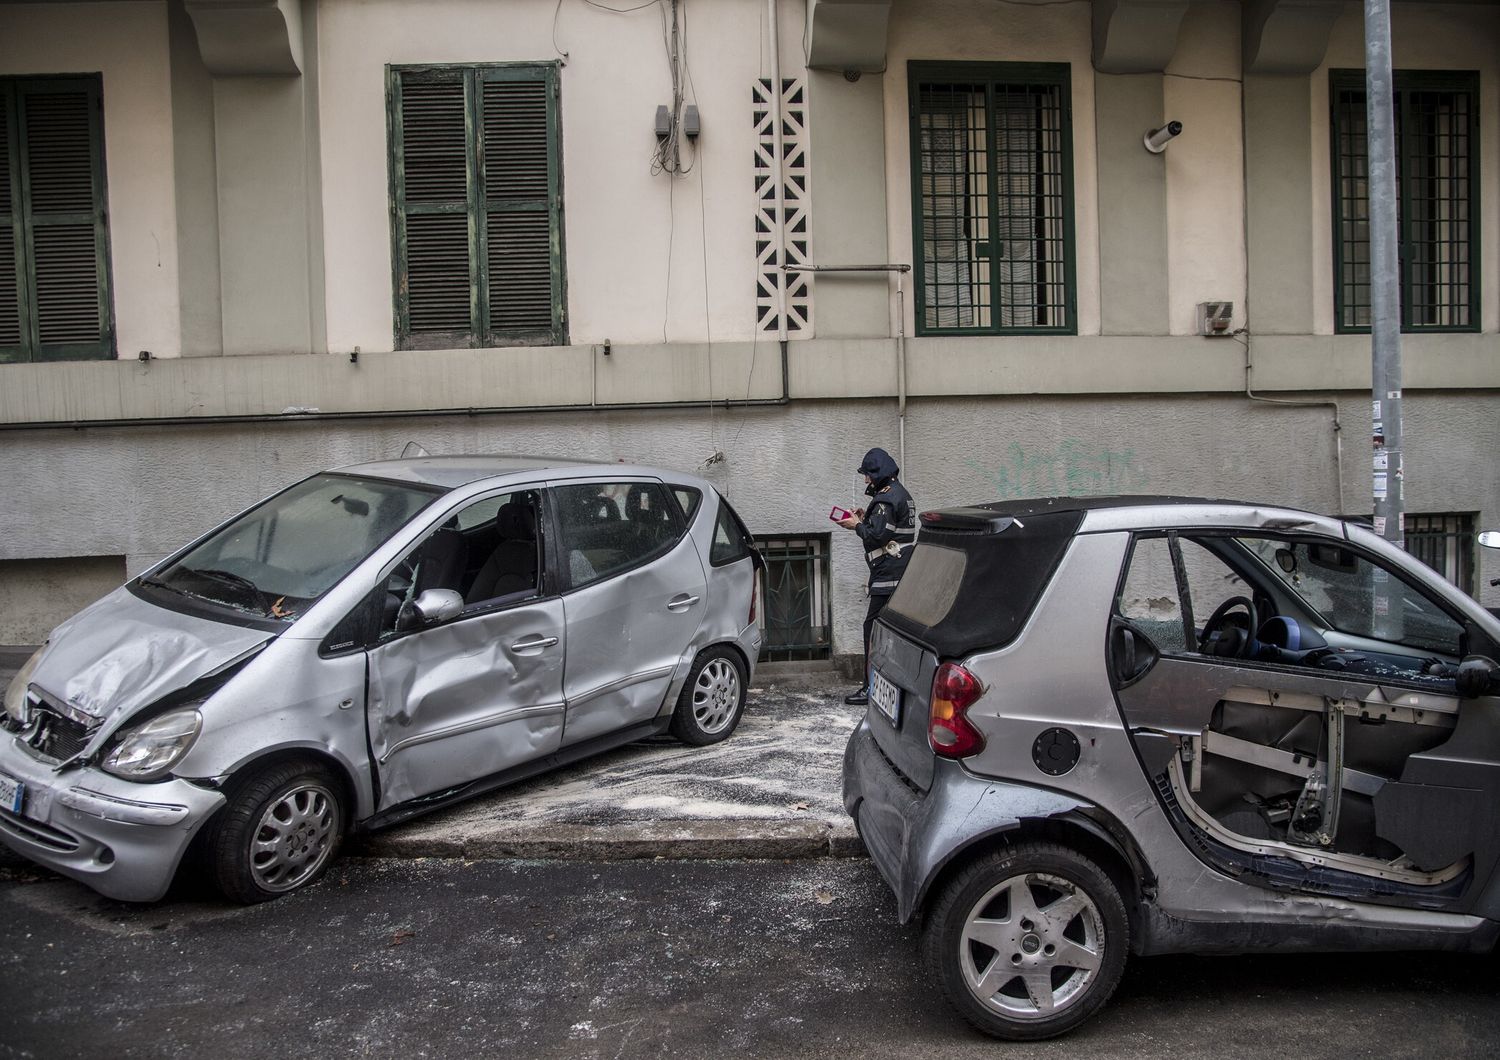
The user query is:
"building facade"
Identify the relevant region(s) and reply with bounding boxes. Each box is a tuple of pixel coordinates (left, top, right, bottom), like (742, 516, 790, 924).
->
(2, 0, 1497, 662)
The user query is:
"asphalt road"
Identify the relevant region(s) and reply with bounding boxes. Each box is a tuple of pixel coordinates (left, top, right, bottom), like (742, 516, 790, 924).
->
(2, 855, 1497, 1059)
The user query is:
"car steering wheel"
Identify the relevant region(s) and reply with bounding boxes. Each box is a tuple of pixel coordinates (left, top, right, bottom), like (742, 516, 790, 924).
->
(1197, 596, 1259, 657)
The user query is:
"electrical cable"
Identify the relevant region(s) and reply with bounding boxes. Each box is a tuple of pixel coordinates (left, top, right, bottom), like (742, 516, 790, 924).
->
(551, 0, 570, 64)
(1167, 72, 1243, 84)
(578, 0, 660, 12)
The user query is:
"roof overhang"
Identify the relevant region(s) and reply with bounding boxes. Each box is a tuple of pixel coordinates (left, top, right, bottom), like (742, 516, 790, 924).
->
(184, 0, 303, 77)
(804, 0, 893, 73)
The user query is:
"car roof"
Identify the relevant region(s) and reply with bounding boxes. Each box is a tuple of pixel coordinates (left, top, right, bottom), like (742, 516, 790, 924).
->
(927, 496, 1345, 536)
(332, 454, 609, 489)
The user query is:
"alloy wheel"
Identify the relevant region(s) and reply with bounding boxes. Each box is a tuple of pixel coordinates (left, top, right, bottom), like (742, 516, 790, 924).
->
(691, 658, 741, 735)
(957, 871, 1105, 1020)
(250, 782, 339, 893)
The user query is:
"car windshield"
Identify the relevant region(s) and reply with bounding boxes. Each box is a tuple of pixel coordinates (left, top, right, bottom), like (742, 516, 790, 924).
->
(145, 474, 439, 621)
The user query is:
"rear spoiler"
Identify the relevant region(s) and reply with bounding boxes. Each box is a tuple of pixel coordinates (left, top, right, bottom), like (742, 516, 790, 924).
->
(919, 508, 1025, 535)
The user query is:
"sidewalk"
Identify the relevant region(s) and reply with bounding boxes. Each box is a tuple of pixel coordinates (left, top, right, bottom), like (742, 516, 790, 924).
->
(0, 651, 868, 863)
(351, 668, 867, 861)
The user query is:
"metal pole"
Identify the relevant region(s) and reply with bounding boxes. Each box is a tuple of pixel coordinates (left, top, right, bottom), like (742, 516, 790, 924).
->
(1364, 0, 1404, 636)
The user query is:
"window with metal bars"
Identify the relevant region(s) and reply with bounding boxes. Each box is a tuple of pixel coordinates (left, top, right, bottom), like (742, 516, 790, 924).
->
(0, 75, 114, 363)
(908, 62, 1075, 336)
(1345, 511, 1477, 597)
(387, 63, 566, 350)
(1330, 70, 1479, 334)
(754, 535, 832, 662)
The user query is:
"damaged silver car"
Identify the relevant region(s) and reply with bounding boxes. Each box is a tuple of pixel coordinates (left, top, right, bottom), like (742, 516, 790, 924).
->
(1, 456, 761, 903)
(843, 497, 1500, 1040)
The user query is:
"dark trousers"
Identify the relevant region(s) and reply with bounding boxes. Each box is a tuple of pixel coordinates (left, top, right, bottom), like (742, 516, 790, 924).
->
(861, 593, 892, 687)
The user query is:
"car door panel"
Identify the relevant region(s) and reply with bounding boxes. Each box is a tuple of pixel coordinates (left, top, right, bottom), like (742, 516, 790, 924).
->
(366, 598, 566, 807)
(558, 533, 707, 745)
(1110, 529, 1500, 911)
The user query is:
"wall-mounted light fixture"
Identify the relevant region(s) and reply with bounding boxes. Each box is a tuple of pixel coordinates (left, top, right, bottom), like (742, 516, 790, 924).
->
(1144, 120, 1183, 153)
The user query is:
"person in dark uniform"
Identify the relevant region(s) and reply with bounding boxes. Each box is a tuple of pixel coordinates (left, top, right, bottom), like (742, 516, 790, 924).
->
(836, 447, 916, 705)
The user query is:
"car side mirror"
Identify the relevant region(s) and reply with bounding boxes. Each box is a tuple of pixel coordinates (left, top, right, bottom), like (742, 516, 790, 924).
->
(1456, 655, 1500, 699)
(397, 589, 464, 631)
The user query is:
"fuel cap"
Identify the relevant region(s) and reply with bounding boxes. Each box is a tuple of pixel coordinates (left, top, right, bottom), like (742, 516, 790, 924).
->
(1032, 727, 1081, 777)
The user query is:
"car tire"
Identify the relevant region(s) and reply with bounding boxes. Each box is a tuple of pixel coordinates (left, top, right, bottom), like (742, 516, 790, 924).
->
(203, 759, 346, 904)
(921, 841, 1129, 1041)
(669, 647, 747, 746)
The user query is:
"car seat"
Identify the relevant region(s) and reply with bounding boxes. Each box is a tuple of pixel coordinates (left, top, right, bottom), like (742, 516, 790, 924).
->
(466, 500, 537, 603)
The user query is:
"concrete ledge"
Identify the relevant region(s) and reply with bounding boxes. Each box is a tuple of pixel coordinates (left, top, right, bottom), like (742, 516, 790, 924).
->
(4, 333, 1493, 429)
(350, 820, 867, 862)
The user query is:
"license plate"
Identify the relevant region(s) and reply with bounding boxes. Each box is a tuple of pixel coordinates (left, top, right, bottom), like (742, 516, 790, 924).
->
(0, 773, 23, 816)
(870, 669, 902, 727)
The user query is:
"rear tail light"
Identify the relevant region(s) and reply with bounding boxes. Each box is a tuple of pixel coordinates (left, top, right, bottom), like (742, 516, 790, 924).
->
(749, 574, 758, 625)
(929, 662, 985, 759)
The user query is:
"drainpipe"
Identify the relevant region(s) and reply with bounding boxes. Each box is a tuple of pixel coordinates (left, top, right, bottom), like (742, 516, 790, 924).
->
(783, 263, 912, 468)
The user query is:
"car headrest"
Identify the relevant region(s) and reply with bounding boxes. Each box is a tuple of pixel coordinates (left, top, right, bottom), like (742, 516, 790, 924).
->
(495, 500, 536, 541)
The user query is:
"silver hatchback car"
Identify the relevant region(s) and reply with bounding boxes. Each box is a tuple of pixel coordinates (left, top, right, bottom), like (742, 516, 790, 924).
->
(844, 497, 1500, 1040)
(1, 456, 761, 903)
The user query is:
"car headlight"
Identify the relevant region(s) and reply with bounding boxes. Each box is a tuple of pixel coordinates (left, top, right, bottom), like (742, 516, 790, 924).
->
(3, 645, 45, 728)
(101, 708, 203, 780)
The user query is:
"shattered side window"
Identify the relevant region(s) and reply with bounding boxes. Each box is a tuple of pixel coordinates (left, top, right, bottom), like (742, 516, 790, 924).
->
(1117, 537, 1187, 652)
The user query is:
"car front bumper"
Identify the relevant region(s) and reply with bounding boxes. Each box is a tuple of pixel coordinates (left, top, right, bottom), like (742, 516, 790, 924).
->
(0, 734, 225, 902)
(842, 717, 1095, 923)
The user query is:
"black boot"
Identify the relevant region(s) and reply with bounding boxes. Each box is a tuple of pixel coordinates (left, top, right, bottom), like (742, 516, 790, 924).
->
(844, 686, 869, 706)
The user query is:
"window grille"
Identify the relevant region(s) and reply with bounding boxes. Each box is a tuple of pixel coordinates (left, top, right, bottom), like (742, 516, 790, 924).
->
(909, 63, 1075, 336)
(1405, 512, 1475, 597)
(755, 535, 832, 662)
(1331, 70, 1479, 333)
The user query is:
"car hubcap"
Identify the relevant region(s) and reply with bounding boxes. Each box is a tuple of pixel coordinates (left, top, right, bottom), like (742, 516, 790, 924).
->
(691, 659, 740, 735)
(251, 783, 338, 893)
(958, 871, 1104, 1021)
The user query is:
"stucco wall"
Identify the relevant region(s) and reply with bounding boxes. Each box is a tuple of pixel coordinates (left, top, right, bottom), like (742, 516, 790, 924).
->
(0, 1, 181, 360)
(4, 391, 1497, 652)
(0, 556, 126, 645)
(316, 0, 807, 354)
(1163, 0, 1246, 337)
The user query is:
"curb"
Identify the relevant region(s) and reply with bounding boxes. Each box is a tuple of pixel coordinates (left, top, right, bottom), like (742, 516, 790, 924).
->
(349, 820, 869, 862)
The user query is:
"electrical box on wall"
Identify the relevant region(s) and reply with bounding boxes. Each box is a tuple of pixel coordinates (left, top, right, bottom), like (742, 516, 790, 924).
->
(1197, 301, 1234, 337)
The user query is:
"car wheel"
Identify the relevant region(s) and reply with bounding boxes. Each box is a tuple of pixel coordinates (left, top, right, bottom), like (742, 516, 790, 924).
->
(922, 842, 1129, 1041)
(205, 759, 345, 904)
(669, 647, 747, 746)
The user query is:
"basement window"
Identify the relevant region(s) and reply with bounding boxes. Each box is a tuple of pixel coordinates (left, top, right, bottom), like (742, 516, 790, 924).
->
(755, 535, 832, 662)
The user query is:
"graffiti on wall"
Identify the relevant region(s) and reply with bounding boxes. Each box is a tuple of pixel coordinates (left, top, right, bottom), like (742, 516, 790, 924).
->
(965, 440, 1150, 499)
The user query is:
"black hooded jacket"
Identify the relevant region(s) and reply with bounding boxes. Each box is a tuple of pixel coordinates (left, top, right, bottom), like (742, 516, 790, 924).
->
(854, 448, 916, 594)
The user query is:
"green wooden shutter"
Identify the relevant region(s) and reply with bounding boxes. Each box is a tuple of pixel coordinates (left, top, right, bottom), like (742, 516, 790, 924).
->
(19, 78, 112, 360)
(389, 63, 563, 350)
(0, 84, 21, 355)
(478, 69, 561, 342)
(1, 75, 113, 363)
(393, 71, 477, 346)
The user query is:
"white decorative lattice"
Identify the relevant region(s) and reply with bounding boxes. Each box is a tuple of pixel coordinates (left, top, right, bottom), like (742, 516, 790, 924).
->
(753, 77, 811, 336)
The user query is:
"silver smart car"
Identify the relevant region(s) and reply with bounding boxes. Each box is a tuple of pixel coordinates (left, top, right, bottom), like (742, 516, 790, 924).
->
(844, 497, 1500, 1040)
(1, 456, 761, 903)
